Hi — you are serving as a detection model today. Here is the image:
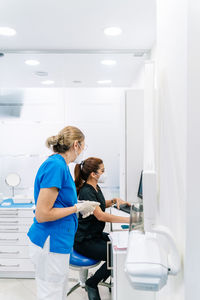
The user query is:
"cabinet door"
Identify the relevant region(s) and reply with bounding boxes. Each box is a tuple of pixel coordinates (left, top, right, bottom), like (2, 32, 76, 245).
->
(0, 245, 30, 258)
(0, 209, 34, 218)
(0, 224, 30, 233)
(0, 232, 29, 245)
(0, 217, 33, 225)
(120, 90, 144, 202)
(0, 258, 34, 272)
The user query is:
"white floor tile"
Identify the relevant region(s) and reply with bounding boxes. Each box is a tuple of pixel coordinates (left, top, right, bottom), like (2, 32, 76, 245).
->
(0, 279, 36, 300)
(0, 277, 112, 300)
(0, 279, 20, 293)
(17, 279, 36, 295)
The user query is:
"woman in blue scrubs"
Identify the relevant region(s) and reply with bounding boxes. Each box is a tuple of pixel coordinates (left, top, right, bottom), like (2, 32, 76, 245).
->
(27, 126, 98, 300)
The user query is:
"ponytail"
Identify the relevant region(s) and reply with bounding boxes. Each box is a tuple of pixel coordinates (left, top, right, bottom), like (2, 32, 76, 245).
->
(74, 157, 103, 195)
(74, 163, 84, 195)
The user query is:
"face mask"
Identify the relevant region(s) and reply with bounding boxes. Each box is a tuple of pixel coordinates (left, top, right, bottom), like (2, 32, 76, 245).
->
(74, 149, 84, 164)
(98, 173, 107, 183)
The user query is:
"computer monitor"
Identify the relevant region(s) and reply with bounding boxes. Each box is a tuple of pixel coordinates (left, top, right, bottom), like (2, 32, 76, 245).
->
(137, 171, 143, 199)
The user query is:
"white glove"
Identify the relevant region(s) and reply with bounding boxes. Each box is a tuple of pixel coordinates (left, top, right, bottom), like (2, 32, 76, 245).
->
(75, 201, 100, 218)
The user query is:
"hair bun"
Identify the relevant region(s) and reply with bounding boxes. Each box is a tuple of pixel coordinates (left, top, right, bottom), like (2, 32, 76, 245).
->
(46, 135, 58, 148)
(58, 135, 65, 145)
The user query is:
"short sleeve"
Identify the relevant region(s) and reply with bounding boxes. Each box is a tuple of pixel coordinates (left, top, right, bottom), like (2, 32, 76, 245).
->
(79, 187, 98, 202)
(40, 161, 65, 190)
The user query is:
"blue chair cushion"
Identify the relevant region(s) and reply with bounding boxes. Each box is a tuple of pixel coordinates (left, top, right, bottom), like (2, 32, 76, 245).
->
(70, 249, 99, 267)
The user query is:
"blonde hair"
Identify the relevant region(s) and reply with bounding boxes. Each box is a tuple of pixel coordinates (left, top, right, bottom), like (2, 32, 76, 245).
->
(46, 126, 85, 153)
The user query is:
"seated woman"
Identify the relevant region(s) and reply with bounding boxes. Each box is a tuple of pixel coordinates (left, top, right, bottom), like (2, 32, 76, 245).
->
(74, 157, 130, 300)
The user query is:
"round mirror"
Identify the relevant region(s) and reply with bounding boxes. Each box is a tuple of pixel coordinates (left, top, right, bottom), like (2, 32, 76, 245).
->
(5, 173, 21, 187)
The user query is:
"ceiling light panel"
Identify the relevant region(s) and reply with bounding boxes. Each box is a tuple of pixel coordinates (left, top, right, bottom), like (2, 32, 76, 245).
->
(101, 59, 116, 66)
(0, 27, 16, 36)
(104, 27, 122, 36)
(25, 60, 40, 66)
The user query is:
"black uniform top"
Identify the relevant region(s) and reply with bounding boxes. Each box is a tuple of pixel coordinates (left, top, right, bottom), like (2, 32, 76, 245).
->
(74, 183, 106, 243)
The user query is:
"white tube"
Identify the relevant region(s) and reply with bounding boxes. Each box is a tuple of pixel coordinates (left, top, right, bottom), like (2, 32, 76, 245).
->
(151, 225, 181, 275)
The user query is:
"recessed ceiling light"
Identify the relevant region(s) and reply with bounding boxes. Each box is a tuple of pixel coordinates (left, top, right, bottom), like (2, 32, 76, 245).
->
(104, 27, 122, 36)
(97, 80, 112, 84)
(72, 80, 82, 84)
(0, 27, 16, 36)
(34, 71, 48, 77)
(41, 80, 54, 85)
(25, 60, 40, 66)
(101, 59, 116, 66)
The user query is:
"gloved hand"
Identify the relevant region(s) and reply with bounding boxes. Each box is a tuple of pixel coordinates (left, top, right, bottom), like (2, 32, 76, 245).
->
(75, 201, 100, 218)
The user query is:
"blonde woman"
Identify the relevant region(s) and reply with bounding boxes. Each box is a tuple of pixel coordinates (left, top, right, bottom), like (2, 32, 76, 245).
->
(27, 126, 98, 300)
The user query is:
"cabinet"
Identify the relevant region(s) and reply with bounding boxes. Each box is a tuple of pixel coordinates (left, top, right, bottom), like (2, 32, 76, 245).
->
(0, 201, 35, 278)
(110, 207, 155, 300)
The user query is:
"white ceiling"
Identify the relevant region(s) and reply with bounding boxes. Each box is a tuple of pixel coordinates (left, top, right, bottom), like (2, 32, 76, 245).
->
(0, 0, 156, 87)
(0, 53, 147, 88)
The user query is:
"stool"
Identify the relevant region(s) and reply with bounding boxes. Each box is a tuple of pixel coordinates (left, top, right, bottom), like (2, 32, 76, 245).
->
(67, 249, 112, 296)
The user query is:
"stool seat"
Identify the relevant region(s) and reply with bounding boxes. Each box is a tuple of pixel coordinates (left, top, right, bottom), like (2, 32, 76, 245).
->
(70, 249, 99, 267)
(68, 249, 112, 296)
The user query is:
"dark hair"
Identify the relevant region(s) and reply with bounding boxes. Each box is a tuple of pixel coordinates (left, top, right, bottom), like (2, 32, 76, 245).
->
(74, 157, 103, 194)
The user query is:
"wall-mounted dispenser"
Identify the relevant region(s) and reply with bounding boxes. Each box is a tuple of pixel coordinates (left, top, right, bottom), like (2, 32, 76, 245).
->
(125, 171, 181, 292)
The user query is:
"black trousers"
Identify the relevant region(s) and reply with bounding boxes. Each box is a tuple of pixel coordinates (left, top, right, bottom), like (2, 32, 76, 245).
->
(74, 232, 111, 286)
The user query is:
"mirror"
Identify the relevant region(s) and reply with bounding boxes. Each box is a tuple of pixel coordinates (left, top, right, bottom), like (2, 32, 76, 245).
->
(5, 173, 21, 197)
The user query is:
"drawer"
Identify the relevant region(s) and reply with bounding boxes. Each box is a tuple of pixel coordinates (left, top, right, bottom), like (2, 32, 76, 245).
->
(0, 217, 33, 225)
(0, 224, 30, 233)
(0, 209, 34, 218)
(0, 245, 30, 258)
(0, 232, 29, 245)
(0, 258, 34, 272)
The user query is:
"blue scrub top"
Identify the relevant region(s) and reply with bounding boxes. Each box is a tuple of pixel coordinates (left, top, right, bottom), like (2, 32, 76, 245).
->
(27, 154, 78, 254)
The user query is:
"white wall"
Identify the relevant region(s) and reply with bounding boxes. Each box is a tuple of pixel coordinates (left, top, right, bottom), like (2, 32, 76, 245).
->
(131, 65, 145, 89)
(131, 2, 200, 300)
(0, 88, 65, 199)
(0, 87, 123, 200)
(121, 90, 144, 203)
(185, 2, 200, 299)
(154, 1, 187, 299)
(64, 88, 124, 199)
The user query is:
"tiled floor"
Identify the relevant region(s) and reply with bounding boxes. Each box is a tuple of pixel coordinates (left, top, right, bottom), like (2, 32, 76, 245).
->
(0, 269, 112, 300)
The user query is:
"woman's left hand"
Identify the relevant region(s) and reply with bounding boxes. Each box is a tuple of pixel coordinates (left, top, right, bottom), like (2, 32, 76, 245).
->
(113, 198, 131, 209)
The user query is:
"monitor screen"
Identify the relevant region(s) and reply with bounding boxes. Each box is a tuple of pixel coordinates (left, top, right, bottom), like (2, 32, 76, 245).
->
(137, 171, 143, 199)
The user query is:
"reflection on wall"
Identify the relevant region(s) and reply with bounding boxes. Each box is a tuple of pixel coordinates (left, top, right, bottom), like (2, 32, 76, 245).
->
(0, 88, 123, 201)
(0, 89, 24, 118)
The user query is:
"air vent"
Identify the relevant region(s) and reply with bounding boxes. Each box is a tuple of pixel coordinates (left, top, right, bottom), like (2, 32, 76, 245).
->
(72, 80, 82, 84)
(133, 52, 145, 57)
(34, 71, 48, 77)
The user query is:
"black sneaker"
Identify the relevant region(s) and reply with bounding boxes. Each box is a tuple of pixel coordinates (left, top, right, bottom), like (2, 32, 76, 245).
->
(85, 284, 101, 300)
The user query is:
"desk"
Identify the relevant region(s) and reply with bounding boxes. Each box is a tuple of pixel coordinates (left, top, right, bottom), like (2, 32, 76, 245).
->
(110, 207, 155, 300)
(110, 207, 129, 231)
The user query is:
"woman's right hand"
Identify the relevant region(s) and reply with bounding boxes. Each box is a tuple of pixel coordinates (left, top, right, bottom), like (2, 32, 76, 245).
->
(75, 201, 100, 218)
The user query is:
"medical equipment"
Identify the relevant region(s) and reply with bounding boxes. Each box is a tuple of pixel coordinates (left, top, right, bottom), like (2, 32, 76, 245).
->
(125, 171, 180, 292)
